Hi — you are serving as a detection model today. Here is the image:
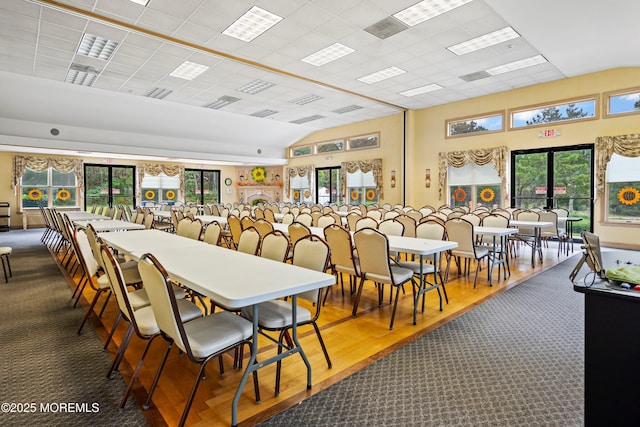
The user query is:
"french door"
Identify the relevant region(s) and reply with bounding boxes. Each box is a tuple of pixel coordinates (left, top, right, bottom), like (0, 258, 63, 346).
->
(84, 164, 135, 209)
(511, 144, 593, 234)
(316, 167, 342, 205)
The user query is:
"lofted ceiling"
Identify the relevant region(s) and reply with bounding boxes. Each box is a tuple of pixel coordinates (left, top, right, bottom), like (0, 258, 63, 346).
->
(0, 0, 638, 165)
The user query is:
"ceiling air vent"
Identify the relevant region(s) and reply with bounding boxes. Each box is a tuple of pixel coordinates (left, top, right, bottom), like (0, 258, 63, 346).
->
(364, 17, 408, 40)
(144, 87, 173, 99)
(203, 96, 241, 109)
(250, 109, 278, 118)
(459, 71, 491, 82)
(333, 105, 363, 114)
(290, 115, 325, 124)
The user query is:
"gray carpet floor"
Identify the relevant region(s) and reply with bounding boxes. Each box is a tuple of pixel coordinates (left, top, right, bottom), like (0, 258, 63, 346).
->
(259, 255, 585, 426)
(0, 229, 148, 427)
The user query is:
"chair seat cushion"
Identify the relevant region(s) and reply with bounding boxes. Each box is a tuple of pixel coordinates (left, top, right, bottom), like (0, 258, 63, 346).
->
(366, 266, 413, 285)
(396, 260, 437, 275)
(241, 299, 312, 329)
(182, 311, 253, 359)
(128, 288, 150, 310)
(0, 247, 12, 255)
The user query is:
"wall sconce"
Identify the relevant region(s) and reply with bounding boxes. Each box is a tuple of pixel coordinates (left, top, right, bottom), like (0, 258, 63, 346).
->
(425, 169, 431, 188)
(390, 170, 396, 188)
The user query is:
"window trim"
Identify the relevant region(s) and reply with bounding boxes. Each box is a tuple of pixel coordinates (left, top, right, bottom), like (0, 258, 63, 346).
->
(445, 110, 505, 139)
(20, 167, 79, 210)
(602, 154, 640, 225)
(603, 86, 640, 119)
(508, 94, 599, 131)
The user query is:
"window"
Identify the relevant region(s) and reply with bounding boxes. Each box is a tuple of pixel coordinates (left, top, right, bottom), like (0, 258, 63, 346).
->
(316, 167, 341, 205)
(446, 111, 504, 138)
(290, 174, 312, 203)
(509, 96, 598, 129)
(606, 154, 640, 223)
(604, 87, 640, 118)
(21, 168, 78, 209)
(347, 133, 379, 151)
(141, 173, 180, 205)
(184, 169, 220, 205)
(347, 170, 377, 205)
(290, 145, 313, 158)
(316, 140, 344, 154)
(448, 163, 501, 209)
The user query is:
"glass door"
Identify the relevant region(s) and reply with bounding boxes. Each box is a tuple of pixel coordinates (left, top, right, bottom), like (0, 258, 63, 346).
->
(511, 144, 593, 234)
(185, 169, 220, 205)
(316, 167, 341, 205)
(84, 164, 135, 210)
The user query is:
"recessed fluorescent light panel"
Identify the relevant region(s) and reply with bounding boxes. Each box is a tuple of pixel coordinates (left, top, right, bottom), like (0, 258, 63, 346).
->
(65, 63, 100, 86)
(485, 54, 547, 75)
(237, 79, 275, 94)
(333, 105, 363, 114)
(169, 61, 209, 80)
(250, 109, 278, 118)
(203, 96, 241, 109)
(357, 66, 406, 84)
(289, 94, 323, 105)
(145, 87, 173, 99)
(77, 33, 119, 60)
(128, 0, 150, 5)
(448, 27, 520, 55)
(399, 83, 443, 97)
(394, 0, 473, 27)
(290, 115, 325, 124)
(222, 6, 283, 42)
(301, 43, 355, 66)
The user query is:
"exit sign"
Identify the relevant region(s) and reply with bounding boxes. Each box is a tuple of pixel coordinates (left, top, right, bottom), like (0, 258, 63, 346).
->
(539, 129, 561, 138)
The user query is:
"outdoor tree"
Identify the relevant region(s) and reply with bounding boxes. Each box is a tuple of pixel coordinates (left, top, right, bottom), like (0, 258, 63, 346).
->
(450, 120, 488, 135)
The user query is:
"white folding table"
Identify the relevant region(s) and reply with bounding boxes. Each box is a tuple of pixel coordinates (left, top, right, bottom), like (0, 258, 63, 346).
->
(74, 219, 145, 232)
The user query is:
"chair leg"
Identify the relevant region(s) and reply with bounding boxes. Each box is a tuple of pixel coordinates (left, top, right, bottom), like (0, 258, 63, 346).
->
(77, 289, 106, 334)
(352, 277, 366, 317)
(120, 334, 161, 409)
(144, 342, 173, 410)
(104, 312, 122, 350)
(107, 323, 134, 379)
(389, 285, 401, 330)
(312, 322, 332, 368)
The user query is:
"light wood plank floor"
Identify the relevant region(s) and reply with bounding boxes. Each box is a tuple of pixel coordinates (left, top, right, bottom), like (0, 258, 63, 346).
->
(62, 241, 575, 427)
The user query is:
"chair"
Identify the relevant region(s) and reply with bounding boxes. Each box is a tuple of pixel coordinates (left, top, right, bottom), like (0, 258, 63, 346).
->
(259, 230, 290, 262)
(226, 215, 243, 249)
(295, 212, 313, 227)
(288, 222, 311, 249)
(280, 212, 295, 224)
(394, 214, 416, 238)
(479, 214, 511, 277)
(240, 215, 255, 230)
(241, 235, 332, 396)
(460, 213, 481, 226)
(143, 212, 155, 229)
(138, 253, 259, 427)
(324, 224, 359, 297)
(366, 209, 383, 221)
(202, 221, 222, 245)
(345, 212, 361, 230)
(263, 208, 276, 223)
(377, 218, 404, 236)
(514, 210, 540, 256)
(0, 247, 12, 282)
(316, 214, 336, 229)
(383, 210, 399, 220)
(236, 227, 261, 255)
(253, 218, 274, 238)
(310, 211, 323, 226)
(539, 210, 567, 255)
(355, 216, 378, 231)
(444, 218, 490, 288)
(353, 228, 415, 329)
(99, 244, 202, 408)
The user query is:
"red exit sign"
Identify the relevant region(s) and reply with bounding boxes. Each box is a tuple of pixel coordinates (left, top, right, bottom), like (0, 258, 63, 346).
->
(539, 129, 561, 138)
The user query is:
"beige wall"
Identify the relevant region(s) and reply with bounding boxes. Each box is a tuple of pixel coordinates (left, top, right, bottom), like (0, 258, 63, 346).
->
(0, 150, 237, 229)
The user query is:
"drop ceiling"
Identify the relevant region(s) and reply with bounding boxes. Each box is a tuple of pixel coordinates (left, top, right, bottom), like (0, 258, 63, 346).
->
(0, 0, 638, 165)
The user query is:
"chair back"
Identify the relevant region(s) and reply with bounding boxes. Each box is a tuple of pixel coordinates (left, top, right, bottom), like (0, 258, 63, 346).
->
(447, 211, 463, 219)
(176, 218, 193, 237)
(355, 216, 378, 231)
(310, 211, 323, 226)
(260, 230, 290, 262)
(203, 221, 222, 245)
(281, 212, 295, 224)
(253, 218, 274, 238)
(74, 228, 99, 280)
(237, 227, 260, 255)
(445, 218, 476, 257)
(292, 235, 331, 303)
(366, 210, 383, 221)
(138, 254, 190, 353)
(240, 216, 255, 229)
(479, 214, 509, 244)
(185, 218, 203, 240)
(100, 243, 136, 325)
(263, 209, 276, 223)
(254, 208, 265, 220)
(288, 222, 311, 247)
(405, 210, 423, 223)
(316, 214, 336, 229)
(415, 220, 446, 240)
(295, 212, 313, 227)
(210, 204, 220, 216)
(353, 228, 392, 283)
(84, 223, 106, 271)
(394, 214, 416, 237)
(143, 212, 155, 229)
(516, 210, 540, 236)
(419, 206, 435, 216)
(345, 212, 361, 230)
(552, 208, 569, 218)
(134, 211, 145, 224)
(324, 224, 359, 277)
(539, 210, 559, 236)
(378, 218, 404, 236)
(460, 213, 481, 226)
(227, 215, 242, 246)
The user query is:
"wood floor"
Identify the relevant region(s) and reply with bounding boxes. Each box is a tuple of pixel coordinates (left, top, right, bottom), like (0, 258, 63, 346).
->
(60, 240, 575, 427)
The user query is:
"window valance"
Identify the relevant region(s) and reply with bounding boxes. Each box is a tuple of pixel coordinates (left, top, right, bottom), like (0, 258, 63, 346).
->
(595, 133, 640, 196)
(284, 165, 314, 195)
(12, 155, 84, 193)
(137, 163, 185, 202)
(438, 146, 507, 199)
(340, 158, 383, 199)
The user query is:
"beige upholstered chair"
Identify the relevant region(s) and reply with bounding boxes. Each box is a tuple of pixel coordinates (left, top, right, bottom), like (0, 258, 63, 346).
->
(202, 221, 222, 246)
(355, 216, 378, 231)
(366, 209, 383, 221)
(444, 218, 490, 288)
(479, 213, 511, 277)
(240, 215, 255, 230)
(138, 253, 259, 427)
(316, 214, 336, 229)
(352, 228, 415, 329)
(295, 212, 313, 228)
(226, 215, 243, 249)
(378, 218, 404, 236)
(99, 244, 201, 409)
(263, 208, 276, 223)
(236, 227, 261, 255)
(259, 230, 290, 262)
(280, 212, 295, 224)
(324, 224, 359, 297)
(241, 235, 332, 396)
(0, 246, 12, 282)
(345, 212, 361, 230)
(185, 218, 204, 240)
(253, 218, 274, 238)
(288, 222, 311, 249)
(460, 213, 481, 226)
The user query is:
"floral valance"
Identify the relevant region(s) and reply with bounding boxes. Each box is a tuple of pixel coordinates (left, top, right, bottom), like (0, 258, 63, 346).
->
(137, 163, 185, 202)
(284, 165, 314, 195)
(12, 155, 84, 193)
(595, 133, 640, 196)
(340, 158, 383, 199)
(438, 146, 507, 200)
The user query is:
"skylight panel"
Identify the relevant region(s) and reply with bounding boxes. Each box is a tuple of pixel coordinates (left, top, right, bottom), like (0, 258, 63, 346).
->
(399, 84, 443, 97)
(169, 61, 209, 80)
(357, 66, 406, 84)
(77, 33, 119, 60)
(485, 55, 547, 75)
(236, 79, 275, 94)
(393, 0, 473, 27)
(222, 6, 283, 42)
(447, 27, 520, 55)
(301, 43, 355, 66)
